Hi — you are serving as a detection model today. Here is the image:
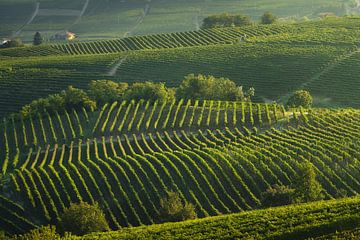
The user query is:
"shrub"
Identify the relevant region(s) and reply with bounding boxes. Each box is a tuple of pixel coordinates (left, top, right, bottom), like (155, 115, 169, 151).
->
(286, 90, 313, 108)
(63, 86, 96, 111)
(58, 202, 109, 236)
(202, 13, 252, 28)
(20, 86, 96, 118)
(293, 161, 324, 203)
(12, 226, 61, 240)
(177, 74, 249, 101)
(123, 82, 175, 103)
(261, 184, 295, 207)
(159, 192, 197, 223)
(88, 80, 128, 104)
(261, 12, 277, 24)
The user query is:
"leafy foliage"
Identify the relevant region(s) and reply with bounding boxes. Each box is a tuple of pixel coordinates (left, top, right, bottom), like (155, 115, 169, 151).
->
(33, 32, 43, 46)
(20, 86, 96, 118)
(11, 226, 61, 240)
(261, 184, 295, 207)
(123, 82, 175, 103)
(202, 13, 252, 28)
(293, 161, 324, 203)
(159, 192, 197, 223)
(261, 12, 277, 24)
(177, 74, 249, 101)
(58, 202, 109, 236)
(287, 90, 313, 108)
(88, 80, 128, 105)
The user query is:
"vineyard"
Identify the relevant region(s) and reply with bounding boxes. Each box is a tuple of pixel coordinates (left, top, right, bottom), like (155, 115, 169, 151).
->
(1, 105, 360, 234)
(0, 6, 360, 238)
(79, 195, 360, 239)
(1, 17, 359, 118)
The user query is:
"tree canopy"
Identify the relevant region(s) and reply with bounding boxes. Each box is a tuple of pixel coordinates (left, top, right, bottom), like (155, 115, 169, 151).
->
(58, 202, 109, 236)
(261, 12, 277, 24)
(88, 80, 128, 104)
(33, 32, 43, 46)
(202, 13, 252, 28)
(287, 90, 313, 108)
(123, 81, 175, 103)
(177, 74, 250, 101)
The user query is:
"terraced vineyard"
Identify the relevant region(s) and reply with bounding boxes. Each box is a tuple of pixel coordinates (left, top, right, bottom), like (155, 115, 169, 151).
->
(1, 17, 359, 118)
(79, 196, 360, 239)
(51, 25, 294, 55)
(1, 106, 360, 234)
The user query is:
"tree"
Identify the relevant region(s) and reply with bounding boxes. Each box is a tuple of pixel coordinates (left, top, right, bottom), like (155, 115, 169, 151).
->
(261, 12, 277, 24)
(58, 202, 109, 236)
(202, 13, 252, 29)
(33, 32, 43, 46)
(176, 74, 248, 101)
(293, 161, 324, 203)
(123, 82, 175, 103)
(88, 80, 128, 104)
(261, 184, 295, 207)
(159, 192, 197, 223)
(287, 90, 313, 108)
(63, 86, 96, 111)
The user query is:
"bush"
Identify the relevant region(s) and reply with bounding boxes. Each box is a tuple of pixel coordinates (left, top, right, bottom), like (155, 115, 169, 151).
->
(261, 184, 295, 207)
(287, 90, 313, 108)
(202, 13, 252, 28)
(293, 161, 324, 203)
(88, 80, 128, 104)
(123, 82, 175, 103)
(261, 12, 277, 24)
(12, 226, 61, 240)
(58, 202, 109, 236)
(21, 86, 96, 118)
(63, 86, 96, 111)
(177, 74, 249, 101)
(159, 192, 197, 223)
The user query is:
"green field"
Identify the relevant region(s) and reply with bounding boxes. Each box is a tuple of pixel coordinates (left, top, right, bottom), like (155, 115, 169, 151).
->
(0, 1, 360, 239)
(0, 17, 359, 117)
(0, 0, 352, 42)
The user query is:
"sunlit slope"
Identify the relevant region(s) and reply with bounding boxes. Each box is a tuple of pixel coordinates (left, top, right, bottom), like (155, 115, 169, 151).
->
(0, 0, 349, 42)
(1, 109, 360, 234)
(0, 18, 359, 117)
(79, 196, 360, 240)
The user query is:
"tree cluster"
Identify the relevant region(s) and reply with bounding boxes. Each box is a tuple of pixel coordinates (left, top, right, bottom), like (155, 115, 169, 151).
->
(286, 90, 313, 108)
(177, 74, 254, 101)
(159, 192, 197, 223)
(262, 161, 324, 207)
(202, 13, 252, 29)
(19, 75, 253, 119)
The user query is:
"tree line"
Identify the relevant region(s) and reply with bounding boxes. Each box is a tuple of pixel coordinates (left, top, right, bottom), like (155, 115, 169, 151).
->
(19, 74, 255, 118)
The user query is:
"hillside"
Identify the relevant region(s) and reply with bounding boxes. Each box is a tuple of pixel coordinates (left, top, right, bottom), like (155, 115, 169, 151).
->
(0, 17, 359, 117)
(0, 0, 350, 42)
(1, 106, 360, 234)
(1, 2, 360, 238)
(77, 196, 360, 239)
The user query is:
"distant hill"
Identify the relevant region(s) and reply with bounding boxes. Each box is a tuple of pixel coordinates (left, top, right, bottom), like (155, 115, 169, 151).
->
(0, 0, 350, 42)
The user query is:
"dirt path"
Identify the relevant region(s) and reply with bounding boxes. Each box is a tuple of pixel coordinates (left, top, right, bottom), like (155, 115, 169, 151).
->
(278, 48, 359, 103)
(13, 2, 40, 37)
(107, 56, 128, 76)
(123, 1, 151, 38)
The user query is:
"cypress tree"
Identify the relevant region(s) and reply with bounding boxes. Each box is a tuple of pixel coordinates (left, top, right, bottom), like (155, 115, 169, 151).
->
(33, 32, 43, 46)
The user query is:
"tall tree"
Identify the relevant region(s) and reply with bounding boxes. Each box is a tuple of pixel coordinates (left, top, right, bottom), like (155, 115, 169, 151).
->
(293, 161, 324, 203)
(33, 32, 43, 46)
